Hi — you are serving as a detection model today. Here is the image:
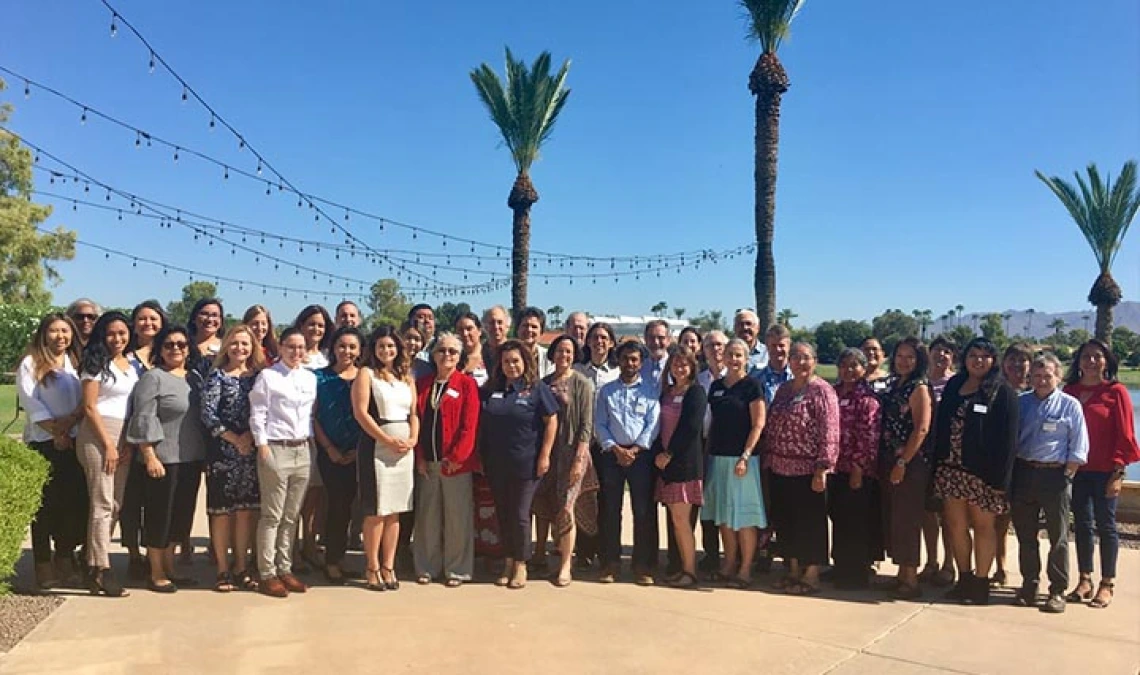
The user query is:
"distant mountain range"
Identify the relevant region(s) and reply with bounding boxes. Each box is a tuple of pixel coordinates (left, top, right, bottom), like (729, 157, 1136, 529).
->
(924, 301, 1140, 339)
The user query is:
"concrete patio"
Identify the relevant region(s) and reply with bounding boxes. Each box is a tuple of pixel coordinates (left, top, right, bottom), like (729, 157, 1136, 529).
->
(2, 498, 1137, 675)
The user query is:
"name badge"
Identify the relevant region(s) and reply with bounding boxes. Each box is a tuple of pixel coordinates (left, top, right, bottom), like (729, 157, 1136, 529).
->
(1043, 422, 1058, 432)
(840, 399, 850, 407)
(515, 398, 531, 406)
(673, 395, 684, 403)
(873, 381, 887, 392)
(973, 404, 988, 414)
(445, 389, 460, 399)
(491, 392, 504, 399)
(713, 390, 725, 397)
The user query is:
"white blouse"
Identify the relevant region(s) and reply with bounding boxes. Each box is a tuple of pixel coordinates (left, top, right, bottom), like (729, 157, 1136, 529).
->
(17, 355, 81, 443)
(249, 361, 318, 446)
(81, 361, 139, 421)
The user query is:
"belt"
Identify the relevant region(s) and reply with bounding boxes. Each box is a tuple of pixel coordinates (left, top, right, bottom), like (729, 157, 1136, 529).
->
(1018, 458, 1064, 468)
(268, 438, 311, 447)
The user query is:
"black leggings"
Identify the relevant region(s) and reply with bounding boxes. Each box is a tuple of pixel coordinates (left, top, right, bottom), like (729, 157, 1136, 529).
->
(142, 461, 201, 549)
(28, 441, 88, 564)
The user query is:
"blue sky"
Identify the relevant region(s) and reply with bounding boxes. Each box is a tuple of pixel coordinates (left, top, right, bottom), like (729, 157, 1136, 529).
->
(3, 0, 1138, 326)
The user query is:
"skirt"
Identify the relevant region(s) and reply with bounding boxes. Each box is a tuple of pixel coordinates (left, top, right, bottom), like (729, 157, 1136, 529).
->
(656, 477, 704, 505)
(358, 421, 413, 516)
(205, 438, 260, 516)
(933, 464, 1009, 515)
(702, 456, 767, 530)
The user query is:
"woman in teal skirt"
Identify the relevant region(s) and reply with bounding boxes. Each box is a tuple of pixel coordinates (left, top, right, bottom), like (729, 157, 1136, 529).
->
(703, 339, 768, 588)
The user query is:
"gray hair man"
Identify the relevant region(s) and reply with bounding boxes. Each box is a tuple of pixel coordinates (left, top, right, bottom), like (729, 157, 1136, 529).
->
(564, 311, 589, 346)
(733, 309, 768, 373)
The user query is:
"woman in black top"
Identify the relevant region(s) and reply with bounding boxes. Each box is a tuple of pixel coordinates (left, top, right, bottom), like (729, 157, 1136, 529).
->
(932, 337, 1019, 605)
(653, 347, 707, 589)
(478, 339, 558, 589)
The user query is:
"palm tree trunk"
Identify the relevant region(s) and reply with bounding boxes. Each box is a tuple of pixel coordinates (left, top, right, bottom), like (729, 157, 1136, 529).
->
(508, 172, 539, 320)
(750, 52, 789, 333)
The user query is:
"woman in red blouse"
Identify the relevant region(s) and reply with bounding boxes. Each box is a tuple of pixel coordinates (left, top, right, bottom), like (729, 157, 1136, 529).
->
(412, 333, 481, 587)
(764, 342, 840, 595)
(1062, 340, 1139, 609)
(829, 347, 881, 589)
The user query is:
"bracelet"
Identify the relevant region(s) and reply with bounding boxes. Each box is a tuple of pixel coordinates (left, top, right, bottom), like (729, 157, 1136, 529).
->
(738, 453, 751, 462)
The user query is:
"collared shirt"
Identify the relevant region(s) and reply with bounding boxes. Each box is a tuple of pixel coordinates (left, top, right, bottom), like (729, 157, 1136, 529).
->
(17, 355, 81, 443)
(747, 341, 769, 373)
(1017, 388, 1089, 465)
(752, 364, 792, 406)
(479, 379, 559, 479)
(533, 346, 554, 379)
(595, 376, 660, 451)
(249, 361, 318, 446)
(640, 354, 668, 394)
(574, 360, 620, 390)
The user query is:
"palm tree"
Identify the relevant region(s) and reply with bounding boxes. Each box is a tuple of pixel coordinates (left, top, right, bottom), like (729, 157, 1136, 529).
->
(1025, 308, 1035, 337)
(673, 307, 686, 320)
(1036, 161, 1140, 343)
(546, 305, 564, 326)
(1048, 317, 1067, 341)
(651, 301, 668, 317)
(471, 48, 571, 318)
(777, 307, 798, 328)
(741, 0, 807, 332)
(912, 309, 933, 340)
(1002, 312, 1013, 336)
(955, 304, 965, 326)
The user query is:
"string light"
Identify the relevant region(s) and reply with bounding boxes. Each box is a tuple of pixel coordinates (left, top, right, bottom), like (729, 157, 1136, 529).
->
(110, 13, 117, 37)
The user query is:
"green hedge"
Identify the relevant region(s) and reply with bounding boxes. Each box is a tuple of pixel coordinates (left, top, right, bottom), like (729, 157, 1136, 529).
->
(0, 437, 50, 595)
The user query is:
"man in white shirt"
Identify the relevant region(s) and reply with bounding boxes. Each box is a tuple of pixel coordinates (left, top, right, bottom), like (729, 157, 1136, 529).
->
(734, 309, 769, 373)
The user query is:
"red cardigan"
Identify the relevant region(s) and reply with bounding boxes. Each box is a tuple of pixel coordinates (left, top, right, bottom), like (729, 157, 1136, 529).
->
(415, 370, 481, 475)
(1063, 381, 1139, 473)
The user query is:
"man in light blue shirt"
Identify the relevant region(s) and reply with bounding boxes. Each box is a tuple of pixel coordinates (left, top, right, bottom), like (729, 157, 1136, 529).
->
(734, 309, 769, 373)
(640, 319, 672, 393)
(1012, 353, 1089, 613)
(596, 340, 661, 585)
(751, 323, 792, 405)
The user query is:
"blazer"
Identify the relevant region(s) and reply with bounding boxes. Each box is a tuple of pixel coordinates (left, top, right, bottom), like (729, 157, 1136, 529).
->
(933, 373, 1019, 491)
(652, 384, 708, 484)
(415, 370, 481, 476)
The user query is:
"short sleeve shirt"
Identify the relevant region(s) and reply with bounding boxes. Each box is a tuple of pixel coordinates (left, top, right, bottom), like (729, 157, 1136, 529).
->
(480, 380, 559, 479)
(81, 361, 139, 420)
(707, 376, 763, 457)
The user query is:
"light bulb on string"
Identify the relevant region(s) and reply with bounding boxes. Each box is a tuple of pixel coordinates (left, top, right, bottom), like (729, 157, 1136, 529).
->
(80, 108, 87, 124)
(223, 166, 229, 180)
(24, 80, 30, 98)
(173, 147, 180, 162)
(135, 132, 142, 147)
(110, 13, 117, 37)
(209, 115, 216, 130)
(256, 160, 263, 175)
(148, 52, 156, 73)
(181, 85, 188, 102)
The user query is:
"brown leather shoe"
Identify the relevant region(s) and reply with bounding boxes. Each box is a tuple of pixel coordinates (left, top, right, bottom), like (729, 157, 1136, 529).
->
(280, 573, 308, 593)
(259, 576, 289, 598)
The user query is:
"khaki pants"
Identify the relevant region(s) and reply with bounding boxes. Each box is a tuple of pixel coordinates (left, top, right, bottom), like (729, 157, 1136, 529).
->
(76, 417, 130, 570)
(256, 441, 310, 579)
(413, 465, 474, 581)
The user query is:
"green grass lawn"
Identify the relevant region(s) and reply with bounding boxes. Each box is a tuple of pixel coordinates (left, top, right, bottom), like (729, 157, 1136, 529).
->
(813, 364, 1140, 388)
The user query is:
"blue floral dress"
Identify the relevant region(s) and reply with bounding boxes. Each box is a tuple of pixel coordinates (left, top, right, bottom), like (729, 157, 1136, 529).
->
(200, 369, 259, 515)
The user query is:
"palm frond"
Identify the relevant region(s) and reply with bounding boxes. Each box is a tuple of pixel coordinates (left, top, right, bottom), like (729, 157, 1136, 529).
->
(740, 0, 806, 54)
(1036, 160, 1140, 272)
(470, 47, 572, 174)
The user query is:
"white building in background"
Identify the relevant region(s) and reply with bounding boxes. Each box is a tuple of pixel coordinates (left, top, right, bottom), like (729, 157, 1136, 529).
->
(589, 315, 689, 338)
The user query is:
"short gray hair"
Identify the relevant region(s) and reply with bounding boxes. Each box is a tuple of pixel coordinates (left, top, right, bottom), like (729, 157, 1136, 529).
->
(837, 347, 868, 367)
(725, 338, 750, 356)
(482, 304, 511, 326)
(1032, 352, 1063, 374)
(702, 330, 727, 348)
(66, 298, 102, 316)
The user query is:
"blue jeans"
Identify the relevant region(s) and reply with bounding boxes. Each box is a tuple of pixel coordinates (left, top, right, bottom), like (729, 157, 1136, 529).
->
(1071, 471, 1118, 578)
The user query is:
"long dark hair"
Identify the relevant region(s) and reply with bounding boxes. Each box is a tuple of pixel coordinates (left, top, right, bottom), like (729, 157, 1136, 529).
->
(889, 336, 930, 385)
(485, 339, 539, 392)
(80, 311, 133, 381)
(152, 325, 196, 370)
(127, 300, 168, 352)
(327, 325, 365, 368)
(187, 297, 225, 344)
(24, 313, 80, 384)
(1065, 338, 1119, 385)
(365, 324, 408, 380)
(581, 321, 618, 367)
(293, 304, 334, 353)
(959, 337, 1003, 399)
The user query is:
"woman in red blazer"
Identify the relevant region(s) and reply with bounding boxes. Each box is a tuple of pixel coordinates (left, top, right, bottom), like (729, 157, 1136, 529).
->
(412, 332, 481, 587)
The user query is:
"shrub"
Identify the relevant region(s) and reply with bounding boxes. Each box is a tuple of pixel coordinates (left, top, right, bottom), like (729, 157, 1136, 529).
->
(0, 304, 51, 374)
(0, 437, 50, 595)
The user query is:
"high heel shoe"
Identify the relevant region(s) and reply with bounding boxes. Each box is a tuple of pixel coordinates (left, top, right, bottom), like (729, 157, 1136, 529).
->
(365, 568, 386, 592)
(88, 568, 127, 597)
(380, 567, 400, 591)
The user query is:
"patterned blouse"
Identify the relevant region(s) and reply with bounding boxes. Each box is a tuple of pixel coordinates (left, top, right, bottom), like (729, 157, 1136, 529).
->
(879, 375, 929, 461)
(763, 377, 841, 477)
(834, 380, 881, 477)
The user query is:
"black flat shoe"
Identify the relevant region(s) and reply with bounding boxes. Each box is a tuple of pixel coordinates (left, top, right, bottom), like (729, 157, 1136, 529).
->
(147, 578, 178, 594)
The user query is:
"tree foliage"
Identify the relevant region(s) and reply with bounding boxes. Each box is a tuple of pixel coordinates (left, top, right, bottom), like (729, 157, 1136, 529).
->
(366, 279, 411, 330)
(166, 281, 220, 327)
(871, 309, 919, 355)
(435, 301, 472, 333)
(0, 79, 76, 306)
(813, 319, 872, 363)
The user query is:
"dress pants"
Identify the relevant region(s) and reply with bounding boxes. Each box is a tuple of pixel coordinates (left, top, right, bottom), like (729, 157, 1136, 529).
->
(882, 455, 930, 568)
(414, 464, 474, 580)
(142, 461, 201, 549)
(1010, 462, 1071, 593)
(316, 450, 357, 567)
(487, 471, 541, 562)
(256, 441, 310, 579)
(827, 473, 873, 578)
(120, 460, 144, 552)
(597, 450, 658, 571)
(769, 473, 828, 566)
(76, 418, 130, 569)
(28, 440, 88, 565)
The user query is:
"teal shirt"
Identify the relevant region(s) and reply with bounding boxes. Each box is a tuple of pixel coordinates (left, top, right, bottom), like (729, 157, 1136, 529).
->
(315, 367, 361, 451)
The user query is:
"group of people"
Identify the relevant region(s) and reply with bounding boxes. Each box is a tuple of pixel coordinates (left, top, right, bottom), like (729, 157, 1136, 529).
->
(16, 300, 1137, 611)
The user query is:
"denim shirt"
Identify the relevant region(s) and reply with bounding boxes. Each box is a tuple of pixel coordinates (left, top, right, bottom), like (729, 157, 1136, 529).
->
(752, 365, 792, 406)
(595, 376, 661, 451)
(1016, 389, 1089, 465)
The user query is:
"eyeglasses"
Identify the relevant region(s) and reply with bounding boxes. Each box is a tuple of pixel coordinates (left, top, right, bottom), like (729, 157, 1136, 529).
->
(162, 341, 189, 351)
(72, 313, 98, 322)
(435, 348, 461, 356)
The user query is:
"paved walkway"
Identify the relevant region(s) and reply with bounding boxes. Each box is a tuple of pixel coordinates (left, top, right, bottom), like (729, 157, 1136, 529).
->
(2, 498, 1137, 674)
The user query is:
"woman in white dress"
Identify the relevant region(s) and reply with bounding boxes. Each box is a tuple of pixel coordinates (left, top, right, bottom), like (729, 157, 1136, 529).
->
(353, 325, 419, 591)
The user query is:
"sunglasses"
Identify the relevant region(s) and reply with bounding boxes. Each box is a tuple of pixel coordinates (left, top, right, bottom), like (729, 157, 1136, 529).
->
(72, 313, 98, 322)
(435, 348, 461, 356)
(162, 341, 189, 351)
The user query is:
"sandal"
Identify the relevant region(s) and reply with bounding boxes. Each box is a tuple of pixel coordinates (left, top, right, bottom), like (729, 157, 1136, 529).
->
(786, 581, 821, 596)
(1066, 576, 1094, 603)
(214, 572, 235, 593)
(1089, 581, 1114, 609)
(235, 570, 258, 591)
(669, 572, 699, 589)
(365, 568, 386, 592)
(445, 578, 463, 588)
(551, 575, 572, 588)
(380, 567, 400, 591)
(416, 574, 432, 585)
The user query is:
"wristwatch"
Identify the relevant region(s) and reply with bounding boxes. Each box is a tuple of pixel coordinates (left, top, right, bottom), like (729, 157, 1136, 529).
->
(895, 457, 907, 468)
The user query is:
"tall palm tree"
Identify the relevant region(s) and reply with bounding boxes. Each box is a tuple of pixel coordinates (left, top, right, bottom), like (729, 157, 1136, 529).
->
(955, 304, 965, 326)
(741, 0, 807, 332)
(1048, 317, 1067, 340)
(1035, 161, 1140, 343)
(777, 307, 798, 328)
(471, 48, 571, 318)
(912, 309, 933, 340)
